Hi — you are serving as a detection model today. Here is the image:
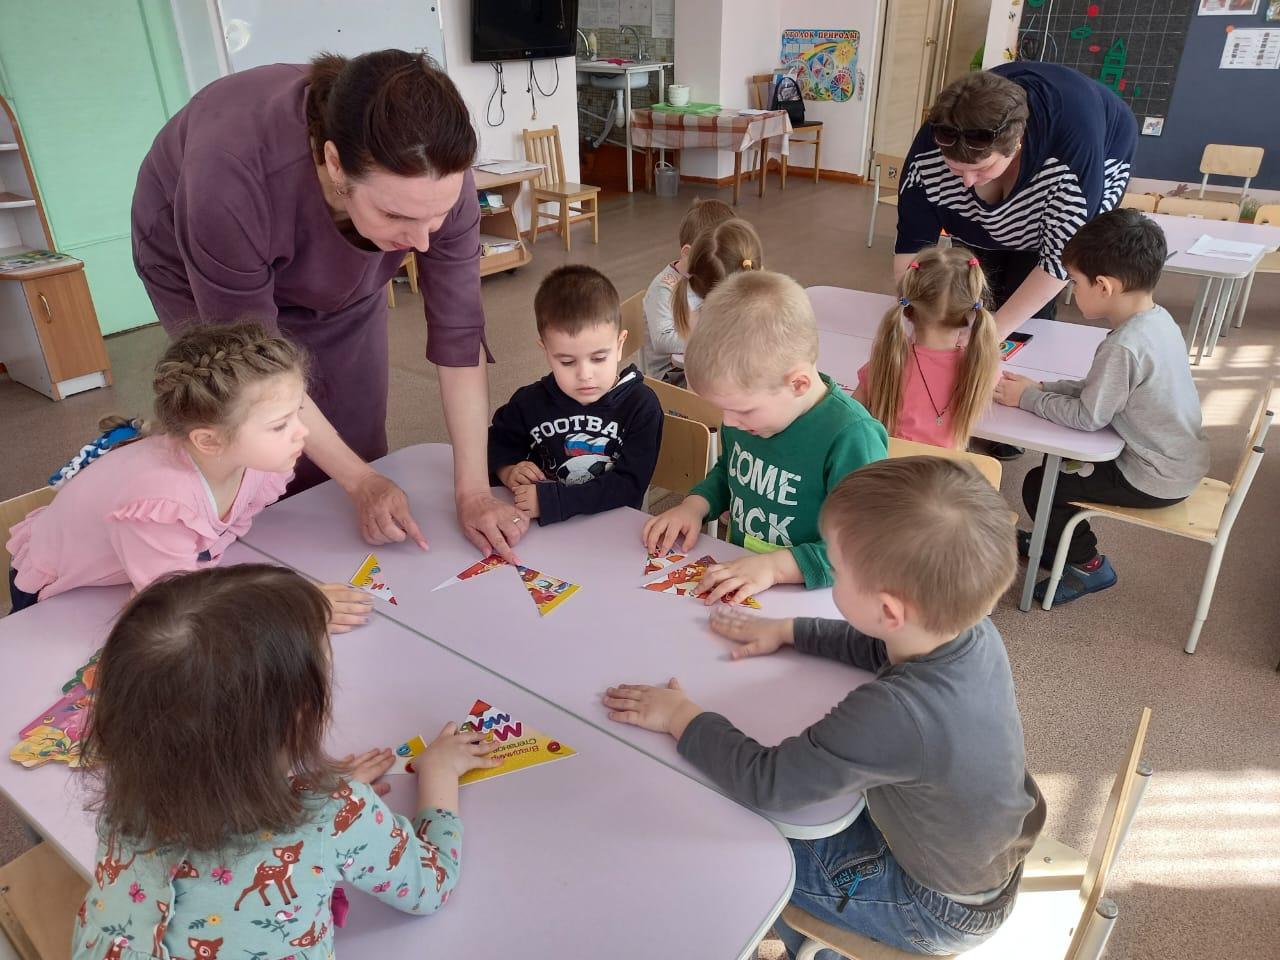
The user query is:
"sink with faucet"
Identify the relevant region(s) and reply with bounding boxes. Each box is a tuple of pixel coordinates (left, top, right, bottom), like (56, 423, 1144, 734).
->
(574, 24, 666, 89)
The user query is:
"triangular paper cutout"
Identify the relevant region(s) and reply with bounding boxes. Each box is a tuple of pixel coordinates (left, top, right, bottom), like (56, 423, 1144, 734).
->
(349, 553, 399, 605)
(516, 565, 580, 616)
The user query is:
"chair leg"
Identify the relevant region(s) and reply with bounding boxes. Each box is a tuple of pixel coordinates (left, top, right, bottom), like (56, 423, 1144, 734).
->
(795, 939, 823, 960)
(591, 196, 599, 244)
(780, 151, 787, 190)
(733, 150, 742, 205)
(866, 166, 879, 248)
(406, 256, 419, 295)
(387, 281, 395, 309)
(812, 131, 821, 184)
(1185, 538, 1228, 654)
(1042, 510, 1093, 611)
(561, 201, 571, 252)
(1233, 269, 1256, 329)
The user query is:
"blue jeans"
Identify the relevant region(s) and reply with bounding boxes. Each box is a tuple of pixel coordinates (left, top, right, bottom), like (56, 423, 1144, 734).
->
(7, 568, 39, 615)
(775, 811, 1019, 958)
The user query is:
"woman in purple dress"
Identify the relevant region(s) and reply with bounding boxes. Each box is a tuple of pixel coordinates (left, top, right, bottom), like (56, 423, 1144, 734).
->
(132, 50, 526, 558)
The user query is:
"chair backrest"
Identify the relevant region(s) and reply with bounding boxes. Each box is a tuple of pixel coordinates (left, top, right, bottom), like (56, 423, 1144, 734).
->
(887, 436, 1002, 490)
(1119, 192, 1156, 213)
(1255, 203, 1280, 227)
(1156, 196, 1240, 222)
(643, 376, 723, 431)
(0, 486, 56, 575)
(1229, 384, 1275, 495)
(748, 73, 774, 111)
(1200, 143, 1263, 180)
(522, 126, 565, 188)
(874, 152, 905, 194)
(1064, 707, 1151, 960)
(620, 290, 646, 364)
(650, 414, 712, 496)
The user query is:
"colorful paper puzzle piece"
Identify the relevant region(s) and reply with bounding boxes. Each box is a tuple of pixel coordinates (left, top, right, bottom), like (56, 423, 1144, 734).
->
(645, 548, 688, 575)
(388, 734, 429, 775)
(641, 555, 762, 608)
(517, 566, 580, 616)
(11, 650, 102, 769)
(458, 699, 576, 785)
(349, 553, 398, 605)
(431, 553, 509, 591)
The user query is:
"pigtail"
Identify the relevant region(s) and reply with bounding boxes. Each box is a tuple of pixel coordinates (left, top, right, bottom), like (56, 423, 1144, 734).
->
(864, 301, 912, 438)
(948, 260, 999, 447)
(672, 275, 695, 340)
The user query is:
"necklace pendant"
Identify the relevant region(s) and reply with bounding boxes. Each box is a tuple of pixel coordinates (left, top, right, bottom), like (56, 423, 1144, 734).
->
(936, 415, 944, 425)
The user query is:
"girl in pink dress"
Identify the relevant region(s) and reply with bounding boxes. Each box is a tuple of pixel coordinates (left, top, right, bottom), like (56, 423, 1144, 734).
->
(855, 246, 1000, 450)
(7, 323, 369, 633)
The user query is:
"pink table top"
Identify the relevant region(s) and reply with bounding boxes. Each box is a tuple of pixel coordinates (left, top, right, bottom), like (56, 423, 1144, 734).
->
(1148, 212, 1280, 279)
(0, 546, 793, 959)
(242, 445, 872, 837)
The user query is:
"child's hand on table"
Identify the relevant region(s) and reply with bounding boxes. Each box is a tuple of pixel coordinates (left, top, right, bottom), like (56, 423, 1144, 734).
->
(497, 461, 546, 489)
(319, 584, 374, 634)
(603, 678, 703, 741)
(512, 483, 541, 519)
(341, 747, 396, 796)
(993, 371, 1039, 407)
(643, 496, 709, 555)
(697, 550, 799, 605)
(421, 721, 503, 778)
(709, 606, 796, 659)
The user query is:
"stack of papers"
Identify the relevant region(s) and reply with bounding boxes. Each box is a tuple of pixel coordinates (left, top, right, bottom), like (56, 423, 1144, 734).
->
(474, 158, 543, 175)
(479, 233, 522, 256)
(1186, 234, 1268, 261)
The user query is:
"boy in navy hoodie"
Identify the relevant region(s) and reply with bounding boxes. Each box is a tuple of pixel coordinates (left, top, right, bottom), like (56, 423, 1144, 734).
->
(489, 265, 663, 525)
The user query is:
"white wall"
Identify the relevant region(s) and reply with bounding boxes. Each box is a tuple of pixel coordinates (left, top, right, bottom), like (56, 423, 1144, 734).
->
(673, 0, 727, 178)
(440, 0, 579, 229)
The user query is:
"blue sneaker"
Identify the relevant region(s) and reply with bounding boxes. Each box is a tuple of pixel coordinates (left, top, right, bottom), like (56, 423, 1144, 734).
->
(1035, 556, 1117, 605)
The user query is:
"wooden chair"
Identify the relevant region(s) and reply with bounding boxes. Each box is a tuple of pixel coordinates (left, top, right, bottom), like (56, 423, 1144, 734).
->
(865, 153, 904, 248)
(1154, 196, 1240, 222)
(749, 74, 823, 188)
(386, 251, 418, 309)
(620, 290, 646, 367)
(643, 376, 723, 534)
(1043, 386, 1274, 654)
(522, 125, 600, 252)
(1228, 203, 1280, 332)
(1, 487, 56, 601)
(1118, 192, 1156, 213)
(1197, 143, 1263, 205)
(0, 841, 88, 960)
(782, 707, 1153, 960)
(887, 437, 1001, 490)
(648, 414, 712, 505)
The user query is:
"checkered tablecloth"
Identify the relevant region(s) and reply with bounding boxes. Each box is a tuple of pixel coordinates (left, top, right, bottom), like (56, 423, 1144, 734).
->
(630, 109, 793, 159)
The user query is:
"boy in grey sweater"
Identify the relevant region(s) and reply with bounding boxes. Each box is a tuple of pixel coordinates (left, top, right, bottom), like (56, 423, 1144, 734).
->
(995, 208, 1208, 605)
(604, 458, 1045, 957)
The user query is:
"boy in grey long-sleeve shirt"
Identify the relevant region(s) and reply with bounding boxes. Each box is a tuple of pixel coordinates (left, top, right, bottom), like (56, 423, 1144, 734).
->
(996, 208, 1209, 606)
(604, 458, 1046, 957)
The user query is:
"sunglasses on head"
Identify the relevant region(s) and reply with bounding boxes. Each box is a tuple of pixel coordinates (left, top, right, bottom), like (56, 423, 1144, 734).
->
(931, 115, 1013, 150)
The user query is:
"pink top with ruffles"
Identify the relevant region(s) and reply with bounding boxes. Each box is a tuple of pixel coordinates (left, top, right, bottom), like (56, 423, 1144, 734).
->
(6, 435, 289, 600)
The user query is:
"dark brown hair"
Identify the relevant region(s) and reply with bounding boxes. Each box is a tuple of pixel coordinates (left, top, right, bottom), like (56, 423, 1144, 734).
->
(307, 49, 477, 178)
(821, 457, 1016, 635)
(81, 565, 339, 851)
(928, 71, 1029, 164)
(1063, 207, 1167, 293)
(673, 219, 764, 339)
(152, 322, 307, 438)
(677, 197, 736, 248)
(534, 264, 621, 338)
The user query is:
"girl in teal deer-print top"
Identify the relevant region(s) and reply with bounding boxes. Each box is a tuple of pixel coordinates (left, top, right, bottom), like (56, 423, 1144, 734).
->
(72, 564, 499, 960)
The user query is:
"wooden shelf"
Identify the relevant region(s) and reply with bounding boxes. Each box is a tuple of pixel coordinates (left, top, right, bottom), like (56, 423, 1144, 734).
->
(479, 241, 531, 276)
(0, 191, 36, 208)
(480, 205, 511, 216)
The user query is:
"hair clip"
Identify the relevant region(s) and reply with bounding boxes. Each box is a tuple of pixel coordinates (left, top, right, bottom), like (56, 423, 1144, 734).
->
(898, 296, 910, 307)
(967, 257, 979, 266)
(908, 261, 921, 270)
(742, 258, 753, 268)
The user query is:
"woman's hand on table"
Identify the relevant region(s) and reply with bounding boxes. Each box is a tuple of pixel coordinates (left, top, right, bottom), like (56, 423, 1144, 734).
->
(993, 371, 1039, 408)
(342, 747, 396, 797)
(457, 489, 528, 562)
(348, 470, 429, 550)
(603, 678, 704, 741)
(318, 583, 374, 634)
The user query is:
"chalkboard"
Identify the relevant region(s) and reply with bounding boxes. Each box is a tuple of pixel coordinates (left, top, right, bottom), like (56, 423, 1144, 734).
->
(1016, 0, 1193, 122)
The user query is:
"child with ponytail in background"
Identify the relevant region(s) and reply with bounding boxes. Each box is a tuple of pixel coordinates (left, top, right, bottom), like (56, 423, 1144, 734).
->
(6, 323, 370, 633)
(855, 246, 999, 450)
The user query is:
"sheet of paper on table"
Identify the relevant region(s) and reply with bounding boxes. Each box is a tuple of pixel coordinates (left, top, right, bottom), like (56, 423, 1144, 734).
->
(1186, 234, 1268, 260)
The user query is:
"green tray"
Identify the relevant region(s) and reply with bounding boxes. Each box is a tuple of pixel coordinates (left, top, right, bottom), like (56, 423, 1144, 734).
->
(651, 101, 722, 115)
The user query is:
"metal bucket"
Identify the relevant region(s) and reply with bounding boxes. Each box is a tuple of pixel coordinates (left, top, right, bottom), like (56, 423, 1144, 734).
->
(655, 161, 679, 198)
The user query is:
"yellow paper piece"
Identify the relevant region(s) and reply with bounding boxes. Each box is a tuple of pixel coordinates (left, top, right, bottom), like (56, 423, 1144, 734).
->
(458, 699, 576, 785)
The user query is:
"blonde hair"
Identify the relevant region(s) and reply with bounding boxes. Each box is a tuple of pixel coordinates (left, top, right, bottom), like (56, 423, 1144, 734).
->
(821, 457, 1016, 635)
(673, 218, 764, 339)
(152, 323, 307, 438)
(864, 245, 998, 448)
(684, 271, 817, 392)
(677, 197, 735, 248)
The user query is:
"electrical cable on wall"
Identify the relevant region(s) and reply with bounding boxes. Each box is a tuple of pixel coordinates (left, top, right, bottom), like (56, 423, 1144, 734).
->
(486, 61, 507, 127)
(526, 58, 560, 121)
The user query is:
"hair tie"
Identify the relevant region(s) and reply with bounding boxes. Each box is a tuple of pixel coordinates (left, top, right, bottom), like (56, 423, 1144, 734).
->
(973, 301, 983, 311)
(898, 297, 910, 307)
(908, 261, 921, 270)
(742, 258, 753, 268)
(967, 257, 979, 267)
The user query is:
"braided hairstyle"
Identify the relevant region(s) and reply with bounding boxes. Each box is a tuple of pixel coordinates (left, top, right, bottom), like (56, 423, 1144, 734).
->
(152, 323, 307, 438)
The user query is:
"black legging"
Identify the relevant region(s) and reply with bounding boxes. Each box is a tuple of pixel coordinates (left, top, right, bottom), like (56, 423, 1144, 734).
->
(974, 248, 1057, 322)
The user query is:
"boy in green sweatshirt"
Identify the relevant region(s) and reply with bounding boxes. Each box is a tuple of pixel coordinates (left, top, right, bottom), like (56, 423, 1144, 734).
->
(644, 270, 888, 604)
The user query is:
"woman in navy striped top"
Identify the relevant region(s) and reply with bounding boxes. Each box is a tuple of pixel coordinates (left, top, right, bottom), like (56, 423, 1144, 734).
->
(896, 63, 1137, 338)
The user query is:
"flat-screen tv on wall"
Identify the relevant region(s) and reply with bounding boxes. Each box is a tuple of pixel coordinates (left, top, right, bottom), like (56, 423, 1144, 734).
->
(472, 0, 578, 61)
